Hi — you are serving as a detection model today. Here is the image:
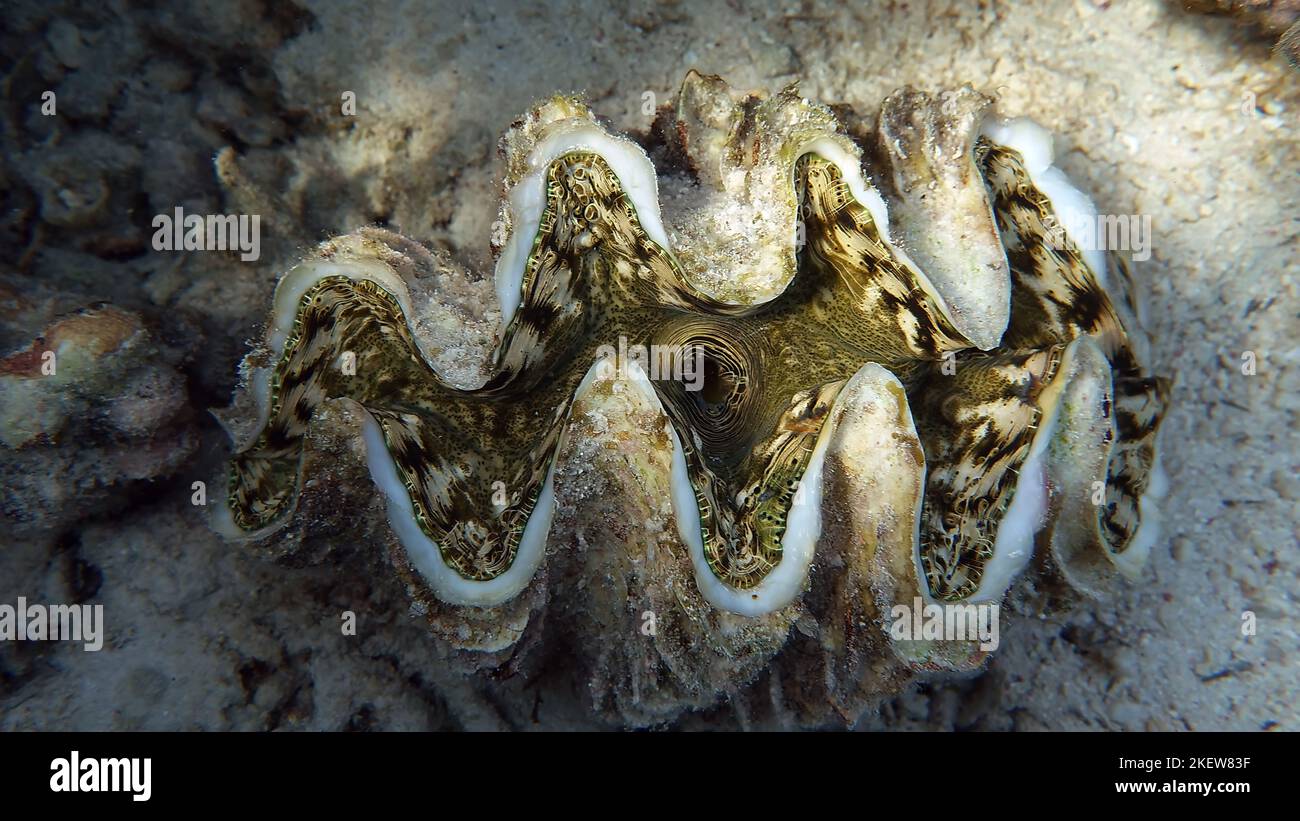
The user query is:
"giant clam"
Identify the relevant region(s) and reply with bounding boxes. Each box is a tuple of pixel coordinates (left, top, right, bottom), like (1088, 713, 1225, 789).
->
(213, 72, 1169, 725)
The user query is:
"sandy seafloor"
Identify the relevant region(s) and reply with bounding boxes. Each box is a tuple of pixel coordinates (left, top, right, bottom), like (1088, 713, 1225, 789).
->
(0, 0, 1296, 730)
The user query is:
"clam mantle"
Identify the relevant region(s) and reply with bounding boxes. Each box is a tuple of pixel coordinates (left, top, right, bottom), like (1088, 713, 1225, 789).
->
(213, 73, 1168, 723)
